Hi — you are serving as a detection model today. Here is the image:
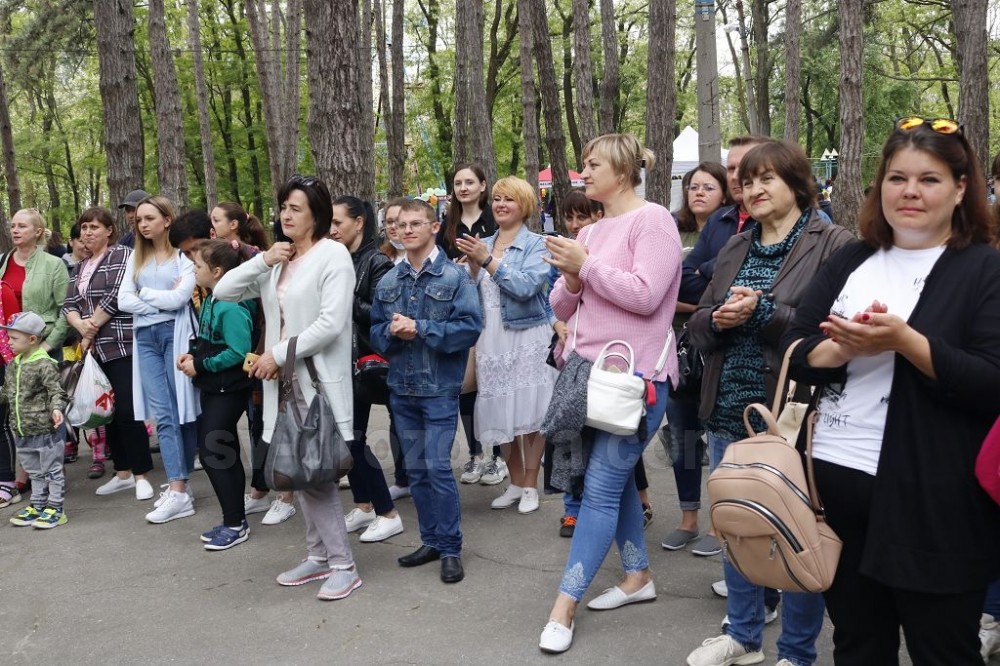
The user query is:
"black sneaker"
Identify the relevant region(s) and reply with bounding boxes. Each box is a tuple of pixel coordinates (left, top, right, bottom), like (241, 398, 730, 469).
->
(559, 515, 576, 538)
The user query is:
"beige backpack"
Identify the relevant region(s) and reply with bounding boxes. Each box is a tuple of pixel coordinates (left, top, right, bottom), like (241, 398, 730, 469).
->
(707, 341, 842, 593)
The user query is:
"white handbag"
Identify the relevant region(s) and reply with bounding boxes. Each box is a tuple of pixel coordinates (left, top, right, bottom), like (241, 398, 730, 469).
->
(585, 341, 648, 435)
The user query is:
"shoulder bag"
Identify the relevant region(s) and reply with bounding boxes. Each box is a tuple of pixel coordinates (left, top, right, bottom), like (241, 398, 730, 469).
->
(264, 337, 353, 491)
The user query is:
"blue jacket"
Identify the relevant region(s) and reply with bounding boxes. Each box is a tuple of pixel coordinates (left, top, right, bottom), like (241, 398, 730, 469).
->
(479, 224, 550, 330)
(370, 250, 484, 397)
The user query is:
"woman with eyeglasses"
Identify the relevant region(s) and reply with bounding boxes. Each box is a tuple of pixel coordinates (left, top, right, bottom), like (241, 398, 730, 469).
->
(455, 176, 557, 515)
(214, 175, 361, 601)
(785, 118, 1000, 663)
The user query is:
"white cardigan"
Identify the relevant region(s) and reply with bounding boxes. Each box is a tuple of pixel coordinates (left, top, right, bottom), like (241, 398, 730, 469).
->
(213, 238, 355, 442)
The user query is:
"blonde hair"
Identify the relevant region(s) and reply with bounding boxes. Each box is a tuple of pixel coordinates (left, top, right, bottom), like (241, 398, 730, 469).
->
(582, 134, 656, 189)
(492, 176, 538, 221)
(13, 208, 51, 246)
(132, 196, 177, 273)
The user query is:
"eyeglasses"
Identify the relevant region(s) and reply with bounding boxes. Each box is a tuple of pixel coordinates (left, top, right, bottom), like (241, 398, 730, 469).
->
(895, 116, 963, 135)
(393, 220, 430, 231)
(288, 174, 319, 188)
(686, 184, 720, 193)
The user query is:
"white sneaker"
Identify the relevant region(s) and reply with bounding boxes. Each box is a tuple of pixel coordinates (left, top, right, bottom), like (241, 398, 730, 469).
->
(686, 635, 764, 666)
(153, 484, 194, 508)
(261, 498, 296, 525)
(539, 619, 574, 654)
(480, 456, 508, 485)
(712, 579, 728, 597)
(244, 493, 271, 515)
(192, 458, 203, 471)
(491, 484, 522, 510)
(145, 490, 195, 524)
(388, 484, 410, 501)
(344, 507, 377, 532)
(339, 476, 351, 489)
(775, 660, 794, 666)
(459, 456, 485, 484)
(981, 613, 1000, 661)
(358, 514, 404, 542)
(135, 478, 154, 501)
(95, 474, 135, 496)
(518, 487, 540, 514)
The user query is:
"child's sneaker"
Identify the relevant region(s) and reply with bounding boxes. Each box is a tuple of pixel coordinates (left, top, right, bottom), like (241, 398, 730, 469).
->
(10, 506, 42, 526)
(64, 441, 78, 463)
(0, 483, 21, 508)
(203, 521, 250, 551)
(33, 507, 67, 529)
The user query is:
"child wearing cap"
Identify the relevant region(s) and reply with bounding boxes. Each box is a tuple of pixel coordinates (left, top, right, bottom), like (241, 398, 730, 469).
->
(2, 312, 69, 528)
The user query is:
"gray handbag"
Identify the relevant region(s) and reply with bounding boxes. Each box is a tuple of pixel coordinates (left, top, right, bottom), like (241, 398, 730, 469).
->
(264, 336, 353, 491)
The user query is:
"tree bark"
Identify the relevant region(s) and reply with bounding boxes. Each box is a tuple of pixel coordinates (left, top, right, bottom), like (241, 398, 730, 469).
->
(94, 0, 145, 235)
(358, 0, 376, 191)
(833, 0, 865, 234)
(453, 0, 472, 165)
(734, 0, 759, 134)
(389, 0, 406, 196)
(148, 0, 189, 209)
(416, 0, 451, 172)
(951, 0, 990, 175)
(374, 0, 402, 197)
(304, 0, 375, 200)
(528, 0, 571, 233)
(644, 0, 677, 207)
(0, 59, 21, 215)
(783, 0, 802, 143)
(517, 0, 540, 228)
(187, 0, 218, 209)
(224, 1, 264, 217)
(572, 0, 597, 150)
(694, 0, 721, 162)
(557, 5, 581, 167)
(749, 0, 771, 136)
(468, 0, 497, 185)
(597, 0, 619, 135)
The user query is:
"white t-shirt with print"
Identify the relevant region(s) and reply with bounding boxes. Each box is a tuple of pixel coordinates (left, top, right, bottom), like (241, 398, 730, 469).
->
(811, 245, 945, 476)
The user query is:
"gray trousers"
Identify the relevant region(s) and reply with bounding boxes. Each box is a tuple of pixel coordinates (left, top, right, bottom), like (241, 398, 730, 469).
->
(16, 432, 65, 509)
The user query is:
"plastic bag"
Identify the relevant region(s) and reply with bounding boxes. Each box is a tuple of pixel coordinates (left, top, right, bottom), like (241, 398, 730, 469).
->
(66, 352, 115, 428)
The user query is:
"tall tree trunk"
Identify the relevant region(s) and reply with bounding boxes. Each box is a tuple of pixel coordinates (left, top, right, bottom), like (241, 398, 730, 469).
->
(94, 0, 145, 235)
(374, 0, 402, 196)
(187, 0, 218, 209)
(517, 0, 540, 227)
(468, 0, 497, 185)
(485, 0, 517, 116)
(0, 60, 21, 214)
(528, 0, 571, 233)
(833, 0, 864, 234)
(358, 0, 376, 195)
(417, 0, 451, 174)
(597, 0, 619, 135)
(453, 0, 472, 165)
(558, 7, 582, 167)
(717, 1, 750, 133)
(749, 0, 771, 136)
(734, 0, 759, 134)
(246, 0, 303, 203)
(224, 1, 264, 217)
(951, 0, 990, 175)
(148, 0, 189, 209)
(304, 0, 374, 199)
(694, 0, 721, 161)
(572, 0, 597, 149)
(389, 0, 406, 196)
(783, 0, 802, 143)
(644, 0, 677, 207)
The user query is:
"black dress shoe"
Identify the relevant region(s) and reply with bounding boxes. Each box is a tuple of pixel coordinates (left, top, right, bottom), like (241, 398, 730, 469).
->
(398, 545, 441, 567)
(440, 556, 464, 583)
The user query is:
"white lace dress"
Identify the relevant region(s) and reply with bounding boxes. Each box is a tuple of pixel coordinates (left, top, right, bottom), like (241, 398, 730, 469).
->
(474, 271, 558, 447)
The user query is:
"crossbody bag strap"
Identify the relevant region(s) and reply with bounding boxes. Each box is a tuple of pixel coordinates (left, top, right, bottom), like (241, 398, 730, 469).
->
(771, 339, 803, 415)
(282, 336, 298, 383)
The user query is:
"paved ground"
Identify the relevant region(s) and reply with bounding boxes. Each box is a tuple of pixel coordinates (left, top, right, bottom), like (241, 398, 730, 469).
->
(0, 406, 926, 665)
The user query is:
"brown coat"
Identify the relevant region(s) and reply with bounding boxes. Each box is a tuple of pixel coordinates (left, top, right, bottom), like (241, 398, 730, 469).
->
(689, 213, 854, 422)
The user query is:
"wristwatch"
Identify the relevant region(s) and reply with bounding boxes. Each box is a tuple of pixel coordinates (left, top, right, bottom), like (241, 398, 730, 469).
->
(481, 255, 494, 268)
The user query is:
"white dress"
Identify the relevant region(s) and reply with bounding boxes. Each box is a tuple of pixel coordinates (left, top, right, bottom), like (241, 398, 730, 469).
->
(473, 269, 558, 447)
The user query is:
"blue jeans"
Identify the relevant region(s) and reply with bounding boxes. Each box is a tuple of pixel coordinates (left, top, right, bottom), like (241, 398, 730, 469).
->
(389, 393, 463, 557)
(563, 492, 580, 518)
(135, 323, 197, 483)
(558, 381, 669, 601)
(986, 578, 1000, 619)
(710, 430, 825, 664)
(664, 396, 704, 510)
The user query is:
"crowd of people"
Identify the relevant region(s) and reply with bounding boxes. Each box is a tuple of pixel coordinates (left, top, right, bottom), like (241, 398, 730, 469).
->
(1, 122, 999, 665)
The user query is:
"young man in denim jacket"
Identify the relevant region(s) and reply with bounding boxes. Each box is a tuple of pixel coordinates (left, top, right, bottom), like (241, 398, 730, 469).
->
(370, 199, 483, 584)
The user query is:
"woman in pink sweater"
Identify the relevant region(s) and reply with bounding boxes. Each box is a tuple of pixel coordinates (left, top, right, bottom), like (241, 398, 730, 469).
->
(538, 134, 682, 654)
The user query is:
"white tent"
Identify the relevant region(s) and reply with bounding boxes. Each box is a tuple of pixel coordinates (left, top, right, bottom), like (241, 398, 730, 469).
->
(669, 126, 729, 206)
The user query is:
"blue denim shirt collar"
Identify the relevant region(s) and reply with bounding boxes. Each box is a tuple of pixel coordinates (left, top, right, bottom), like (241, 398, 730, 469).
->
(484, 222, 531, 252)
(397, 244, 447, 279)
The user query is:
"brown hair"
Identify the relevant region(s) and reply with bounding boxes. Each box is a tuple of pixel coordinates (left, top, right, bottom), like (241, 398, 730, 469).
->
(398, 199, 437, 225)
(133, 196, 177, 272)
(582, 134, 656, 189)
(738, 140, 817, 213)
(859, 125, 990, 250)
(674, 162, 731, 233)
(445, 163, 488, 248)
(728, 135, 771, 148)
(215, 202, 271, 250)
(379, 197, 409, 259)
(196, 238, 251, 274)
(562, 190, 603, 220)
(77, 207, 117, 243)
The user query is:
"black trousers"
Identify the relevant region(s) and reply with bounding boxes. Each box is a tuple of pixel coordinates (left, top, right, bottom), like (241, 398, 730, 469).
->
(98, 356, 153, 475)
(459, 390, 503, 459)
(0, 394, 15, 483)
(198, 390, 250, 526)
(347, 379, 394, 515)
(814, 459, 985, 666)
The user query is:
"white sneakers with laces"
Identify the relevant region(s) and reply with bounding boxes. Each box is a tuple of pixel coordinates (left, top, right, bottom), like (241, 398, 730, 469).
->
(686, 635, 764, 666)
(359, 514, 404, 542)
(145, 489, 195, 524)
(460, 456, 485, 483)
(261, 498, 296, 525)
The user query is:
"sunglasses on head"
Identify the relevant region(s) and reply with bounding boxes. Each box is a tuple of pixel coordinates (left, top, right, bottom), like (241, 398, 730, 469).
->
(895, 116, 963, 136)
(288, 174, 319, 188)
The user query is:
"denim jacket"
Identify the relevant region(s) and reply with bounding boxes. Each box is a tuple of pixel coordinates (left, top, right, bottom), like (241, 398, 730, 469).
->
(370, 250, 483, 397)
(479, 224, 550, 330)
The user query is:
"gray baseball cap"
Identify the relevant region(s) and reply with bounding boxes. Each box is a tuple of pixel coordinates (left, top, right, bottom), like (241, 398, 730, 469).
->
(1, 312, 46, 337)
(119, 189, 150, 209)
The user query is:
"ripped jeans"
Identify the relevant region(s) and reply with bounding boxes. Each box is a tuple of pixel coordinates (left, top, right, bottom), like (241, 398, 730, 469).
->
(558, 381, 669, 601)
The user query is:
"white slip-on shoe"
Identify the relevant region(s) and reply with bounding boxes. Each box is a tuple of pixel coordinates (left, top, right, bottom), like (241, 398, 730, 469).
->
(95, 474, 136, 496)
(518, 487, 540, 514)
(388, 485, 411, 501)
(244, 493, 271, 515)
(539, 619, 574, 654)
(135, 478, 154, 501)
(344, 507, 377, 532)
(358, 514, 404, 543)
(586, 580, 657, 610)
(490, 485, 522, 510)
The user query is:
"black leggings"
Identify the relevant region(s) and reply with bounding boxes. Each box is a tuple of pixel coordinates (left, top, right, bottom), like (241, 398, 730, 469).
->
(347, 380, 394, 515)
(0, 394, 15, 483)
(198, 390, 249, 526)
(98, 356, 153, 475)
(460, 390, 500, 459)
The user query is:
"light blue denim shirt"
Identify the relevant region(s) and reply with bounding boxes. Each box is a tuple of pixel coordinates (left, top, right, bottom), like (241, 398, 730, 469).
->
(479, 224, 550, 330)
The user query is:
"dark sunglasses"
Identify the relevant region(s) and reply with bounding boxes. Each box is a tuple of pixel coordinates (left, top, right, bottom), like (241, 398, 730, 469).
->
(288, 174, 320, 188)
(895, 116, 963, 136)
